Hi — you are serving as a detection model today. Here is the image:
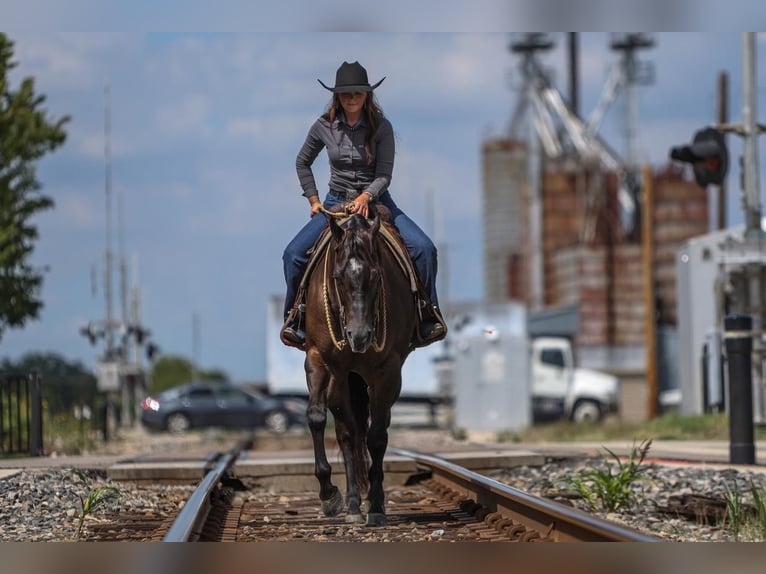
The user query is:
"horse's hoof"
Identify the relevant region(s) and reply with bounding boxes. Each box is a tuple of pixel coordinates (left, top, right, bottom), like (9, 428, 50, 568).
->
(345, 513, 365, 524)
(365, 513, 387, 527)
(321, 488, 344, 517)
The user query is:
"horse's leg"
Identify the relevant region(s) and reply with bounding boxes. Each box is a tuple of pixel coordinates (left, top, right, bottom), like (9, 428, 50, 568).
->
(328, 380, 365, 524)
(304, 350, 342, 517)
(365, 371, 401, 527)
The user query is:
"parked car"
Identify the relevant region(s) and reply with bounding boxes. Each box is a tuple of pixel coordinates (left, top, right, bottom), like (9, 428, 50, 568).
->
(140, 381, 306, 434)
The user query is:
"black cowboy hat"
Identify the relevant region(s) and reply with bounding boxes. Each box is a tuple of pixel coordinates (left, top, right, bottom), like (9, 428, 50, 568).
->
(318, 61, 385, 93)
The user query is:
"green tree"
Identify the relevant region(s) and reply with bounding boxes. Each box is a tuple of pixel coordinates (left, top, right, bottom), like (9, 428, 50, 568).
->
(0, 33, 69, 340)
(149, 354, 230, 393)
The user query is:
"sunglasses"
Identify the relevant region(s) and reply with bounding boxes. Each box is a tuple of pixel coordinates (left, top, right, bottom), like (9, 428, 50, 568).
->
(338, 91, 365, 98)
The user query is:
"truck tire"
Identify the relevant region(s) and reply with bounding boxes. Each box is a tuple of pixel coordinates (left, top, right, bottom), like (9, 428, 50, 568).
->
(571, 400, 602, 423)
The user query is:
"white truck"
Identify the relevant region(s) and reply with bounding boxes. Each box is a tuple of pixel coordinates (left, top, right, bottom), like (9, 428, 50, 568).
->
(531, 336, 620, 422)
(267, 296, 619, 425)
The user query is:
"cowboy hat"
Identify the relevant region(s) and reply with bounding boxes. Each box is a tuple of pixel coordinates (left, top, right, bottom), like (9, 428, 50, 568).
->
(318, 61, 385, 93)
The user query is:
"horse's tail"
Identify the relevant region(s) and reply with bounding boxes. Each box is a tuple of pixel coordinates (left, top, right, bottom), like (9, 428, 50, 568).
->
(348, 373, 370, 495)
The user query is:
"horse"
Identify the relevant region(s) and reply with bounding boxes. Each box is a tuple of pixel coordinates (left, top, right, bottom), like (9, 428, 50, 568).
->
(302, 206, 417, 526)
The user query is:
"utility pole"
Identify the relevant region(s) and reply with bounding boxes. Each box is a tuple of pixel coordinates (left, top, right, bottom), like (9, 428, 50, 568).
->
(741, 33, 762, 239)
(118, 187, 133, 426)
(192, 311, 201, 382)
(716, 71, 729, 230)
(104, 80, 115, 358)
(119, 188, 129, 353)
(741, 33, 764, 423)
(103, 80, 119, 437)
(568, 32, 579, 119)
(641, 164, 658, 418)
(131, 255, 143, 370)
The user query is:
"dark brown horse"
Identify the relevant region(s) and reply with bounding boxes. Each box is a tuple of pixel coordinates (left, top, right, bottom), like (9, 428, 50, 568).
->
(303, 208, 416, 526)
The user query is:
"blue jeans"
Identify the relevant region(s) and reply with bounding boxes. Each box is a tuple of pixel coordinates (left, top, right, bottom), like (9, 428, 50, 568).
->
(282, 190, 439, 320)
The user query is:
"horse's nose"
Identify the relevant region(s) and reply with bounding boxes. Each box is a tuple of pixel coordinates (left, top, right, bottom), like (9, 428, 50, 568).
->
(346, 326, 373, 352)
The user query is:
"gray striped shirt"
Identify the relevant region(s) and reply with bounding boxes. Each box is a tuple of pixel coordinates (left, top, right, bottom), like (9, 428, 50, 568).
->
(295, 111, 394, 200)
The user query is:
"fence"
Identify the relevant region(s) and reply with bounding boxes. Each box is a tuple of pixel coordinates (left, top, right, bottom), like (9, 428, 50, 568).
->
(0, 372, 43, 457)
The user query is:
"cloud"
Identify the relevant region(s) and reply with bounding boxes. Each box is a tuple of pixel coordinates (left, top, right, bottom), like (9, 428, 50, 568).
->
(155, 93, 211, 138)
(44, 189, 104, 230)
(9, 33, 132, 91)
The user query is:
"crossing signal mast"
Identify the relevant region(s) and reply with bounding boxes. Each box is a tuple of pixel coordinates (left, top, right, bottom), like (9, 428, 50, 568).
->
(79, 81, 159, 428)
(669, 33, 766, 425)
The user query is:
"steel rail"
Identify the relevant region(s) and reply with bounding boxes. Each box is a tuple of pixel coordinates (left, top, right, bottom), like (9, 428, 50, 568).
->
(162, 442, 245, 542)
(390, 447, 660, 542)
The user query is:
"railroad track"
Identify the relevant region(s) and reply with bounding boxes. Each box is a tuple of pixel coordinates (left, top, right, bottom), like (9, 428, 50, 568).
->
(85, 443, 659, 542)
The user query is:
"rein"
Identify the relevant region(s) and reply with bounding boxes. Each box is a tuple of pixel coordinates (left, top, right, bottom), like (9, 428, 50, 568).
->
(320, 214, 388, 353)
(318, 204, 354, 219)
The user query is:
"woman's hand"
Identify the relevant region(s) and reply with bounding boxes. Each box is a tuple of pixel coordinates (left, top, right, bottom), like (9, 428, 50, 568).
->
(309, 196, 322, 217)
(350, 191, 372, 218)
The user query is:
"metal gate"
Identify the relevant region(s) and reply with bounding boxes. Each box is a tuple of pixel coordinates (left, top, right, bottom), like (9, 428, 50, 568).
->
(0, 372, 43, 456)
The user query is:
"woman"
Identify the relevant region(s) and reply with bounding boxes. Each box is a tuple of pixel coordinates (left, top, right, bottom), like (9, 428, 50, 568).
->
(281, 60, 445, 348)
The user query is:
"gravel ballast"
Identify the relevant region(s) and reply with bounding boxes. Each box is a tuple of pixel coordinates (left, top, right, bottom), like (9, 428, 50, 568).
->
(2, 429, 765, 542)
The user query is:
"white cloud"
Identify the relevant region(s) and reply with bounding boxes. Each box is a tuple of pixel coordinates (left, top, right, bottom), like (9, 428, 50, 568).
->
(9, 33, 131, 92)
(48, 190, 104, 230)
(156, 93, 211, 138)
(70, 127, 138, 160)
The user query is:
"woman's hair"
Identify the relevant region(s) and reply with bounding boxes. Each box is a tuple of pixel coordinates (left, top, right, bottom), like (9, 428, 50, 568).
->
(323, 93, 385, 165)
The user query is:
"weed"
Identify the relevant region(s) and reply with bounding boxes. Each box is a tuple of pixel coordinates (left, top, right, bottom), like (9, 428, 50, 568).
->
(495, 430, 522, 443)
(71, 469, 121, 539)
(451, 427, 467, 441)
(750, 479, 766, 537)
(724, 478, 766, 541)
(560, 438, 652, 512)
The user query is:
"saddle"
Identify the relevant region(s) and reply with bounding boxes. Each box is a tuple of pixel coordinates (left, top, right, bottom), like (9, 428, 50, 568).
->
(281, 205, 446, 350)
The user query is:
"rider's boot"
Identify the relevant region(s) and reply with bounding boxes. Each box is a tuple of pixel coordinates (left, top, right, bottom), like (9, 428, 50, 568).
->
(417, 303, 446, 345)
(281, 304, 306, 347)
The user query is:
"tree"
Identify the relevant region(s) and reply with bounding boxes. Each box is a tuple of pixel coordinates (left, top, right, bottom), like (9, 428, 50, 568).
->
(149, 354, 230, 393)
(0, 33, 69, 340)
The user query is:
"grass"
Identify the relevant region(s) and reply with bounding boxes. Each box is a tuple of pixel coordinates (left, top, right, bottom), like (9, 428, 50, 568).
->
(44, 413, 100, 455)
(71, 469, 121, 539)
(558, 439, 653, 512)
(724, 478, 766, 541)
(503, 412, 763, 444)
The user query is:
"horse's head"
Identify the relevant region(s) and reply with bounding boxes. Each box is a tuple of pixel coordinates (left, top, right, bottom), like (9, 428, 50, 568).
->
(329, 213, 382, 353)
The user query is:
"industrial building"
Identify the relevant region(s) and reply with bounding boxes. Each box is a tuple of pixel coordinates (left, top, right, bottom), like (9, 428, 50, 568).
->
(480, 34, 713, 421)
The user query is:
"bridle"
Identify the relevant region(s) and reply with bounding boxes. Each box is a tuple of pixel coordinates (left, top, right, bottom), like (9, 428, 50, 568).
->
(320, 210, 387, 352)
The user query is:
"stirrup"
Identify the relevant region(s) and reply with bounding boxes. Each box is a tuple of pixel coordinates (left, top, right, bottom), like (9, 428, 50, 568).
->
(282, 325, 306, 346)
(419, 320, 445, 342)
(280, 303, 307, 349)
(412, 303, 447, 348)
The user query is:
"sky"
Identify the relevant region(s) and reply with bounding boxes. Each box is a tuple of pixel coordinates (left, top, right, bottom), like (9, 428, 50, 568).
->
(1, 30, 765, 383)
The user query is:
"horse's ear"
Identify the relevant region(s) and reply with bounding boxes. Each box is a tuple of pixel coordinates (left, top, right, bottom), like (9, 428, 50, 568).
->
(370, 213, 380, 236)
(329, 215, 344, 242)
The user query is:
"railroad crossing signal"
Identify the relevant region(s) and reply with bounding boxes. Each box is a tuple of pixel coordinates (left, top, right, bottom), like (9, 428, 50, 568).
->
(669, 127, 729, 187)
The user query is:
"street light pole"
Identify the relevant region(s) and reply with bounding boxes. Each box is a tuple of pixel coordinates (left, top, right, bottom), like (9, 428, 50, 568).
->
(741, 32, 765, 423)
